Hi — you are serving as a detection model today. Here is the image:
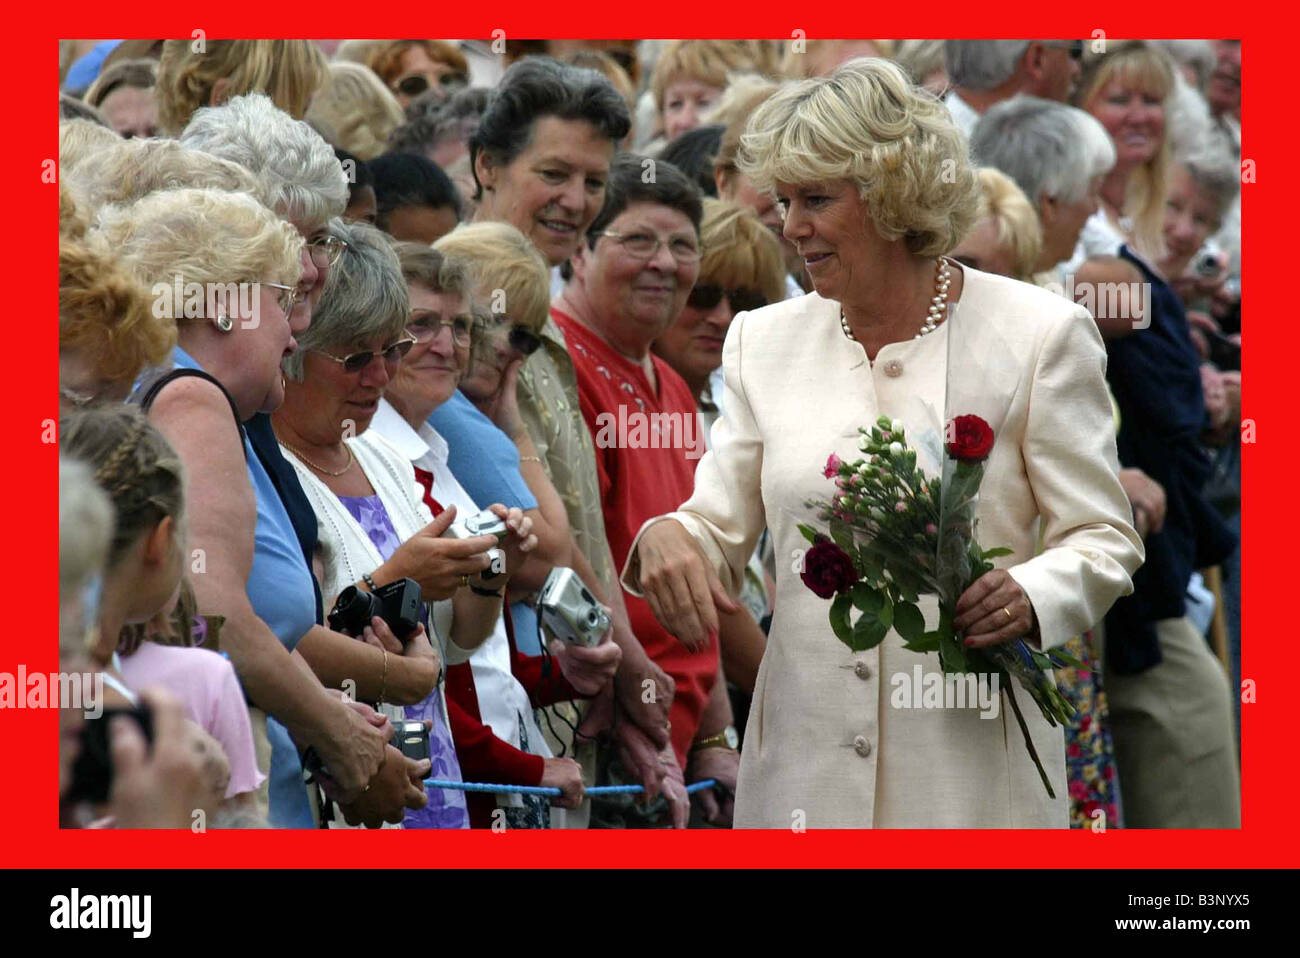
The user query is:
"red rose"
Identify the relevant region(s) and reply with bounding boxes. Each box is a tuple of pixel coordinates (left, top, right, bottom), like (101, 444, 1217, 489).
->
(945, 414, 995, 463)
(801, 540, 858, 599)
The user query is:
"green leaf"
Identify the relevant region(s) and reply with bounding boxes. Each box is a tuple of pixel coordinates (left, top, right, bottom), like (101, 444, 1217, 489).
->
(893, 601, 926, 644)
(850, 583, 882, 613)
(902, 630, 942, 653)
(852, 614, 889, 651)
(828, 517, 855, 554)
(797, 524, 819, 546)
(981, 546, 1014, 560)
(829, 593, 853, 647)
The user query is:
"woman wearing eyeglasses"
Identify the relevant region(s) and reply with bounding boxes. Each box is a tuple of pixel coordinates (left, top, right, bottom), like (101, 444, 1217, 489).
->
(369, 240, 613, 828)
(272, 221, 538, 828)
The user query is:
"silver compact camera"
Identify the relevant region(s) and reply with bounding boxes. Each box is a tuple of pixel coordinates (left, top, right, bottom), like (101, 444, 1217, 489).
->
(447, 510, 508, 583)
(538, 567, 610, 648)
(447, 510, 508, 542)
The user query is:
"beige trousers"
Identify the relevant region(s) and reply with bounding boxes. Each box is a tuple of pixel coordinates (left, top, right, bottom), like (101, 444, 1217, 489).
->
(1106, 615, 1240, 828)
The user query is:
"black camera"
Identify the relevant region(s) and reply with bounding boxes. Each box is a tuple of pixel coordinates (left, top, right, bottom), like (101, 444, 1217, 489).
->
(391, 719, 431, 767)
(328, 577, 423, 643)
(65, 705, 154, 806)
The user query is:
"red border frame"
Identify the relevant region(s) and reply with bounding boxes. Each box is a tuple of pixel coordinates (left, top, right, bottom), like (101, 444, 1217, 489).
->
(22, 13, 1279, 867)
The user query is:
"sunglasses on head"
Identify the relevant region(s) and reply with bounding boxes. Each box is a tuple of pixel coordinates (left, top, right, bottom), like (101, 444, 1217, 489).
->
(686, 284, 769, 314)
(313, 336, 416, 374)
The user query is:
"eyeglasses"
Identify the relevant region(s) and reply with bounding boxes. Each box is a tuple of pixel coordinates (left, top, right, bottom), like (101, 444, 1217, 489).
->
(308, 235, 349, 270)
(597, 229, 701, 264)
(686, 284, 769, 314)
(408, 309, 473, 348)
(313, 336, 416, 374)
(392, 71, 470, 98)
(263, 282, 304, 316)
(1045, 40, 1085, 61)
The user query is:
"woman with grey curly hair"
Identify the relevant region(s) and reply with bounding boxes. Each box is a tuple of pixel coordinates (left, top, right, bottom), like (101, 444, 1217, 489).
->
(623, 57, 1144, 828)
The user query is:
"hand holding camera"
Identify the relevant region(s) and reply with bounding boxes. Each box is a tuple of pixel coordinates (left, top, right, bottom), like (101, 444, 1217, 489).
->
(447, 505, 537, 593)
(376, 505, 498, 600)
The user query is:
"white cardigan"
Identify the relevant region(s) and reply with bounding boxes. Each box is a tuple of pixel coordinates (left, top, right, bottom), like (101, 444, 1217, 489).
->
(281, 429, 453, 828)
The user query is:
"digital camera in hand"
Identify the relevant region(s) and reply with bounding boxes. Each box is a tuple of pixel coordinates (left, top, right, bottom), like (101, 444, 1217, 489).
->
(446, 510, 508, 542)
(391, 720, 430, 767)
(447, 510, 509, 583)
(538, 567, 610, 648)
(328, 578, 423, 643)
(65, 704, 154, 806)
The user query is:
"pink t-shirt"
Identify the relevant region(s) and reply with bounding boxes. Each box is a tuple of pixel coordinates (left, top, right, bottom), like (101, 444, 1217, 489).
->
(117, 643, 265, 798)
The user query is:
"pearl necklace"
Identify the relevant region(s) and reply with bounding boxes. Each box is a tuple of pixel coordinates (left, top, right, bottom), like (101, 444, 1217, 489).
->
(281, 438, 356, 477)
(841, 258, 952, 343)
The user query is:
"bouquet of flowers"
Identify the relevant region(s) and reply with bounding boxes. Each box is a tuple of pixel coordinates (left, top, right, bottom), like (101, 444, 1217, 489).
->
(797, 414, 1082, 798)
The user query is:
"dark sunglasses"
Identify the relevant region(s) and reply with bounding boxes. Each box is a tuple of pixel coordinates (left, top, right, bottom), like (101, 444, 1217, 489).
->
(686, 284, 769, 314)
(393, 71, 470, 98)
(507, 326, 543, 356)
(313, 336, 416, 374)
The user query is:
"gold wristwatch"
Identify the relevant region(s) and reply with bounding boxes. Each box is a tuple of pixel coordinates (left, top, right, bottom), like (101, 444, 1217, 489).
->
(692, 725, 739, 752)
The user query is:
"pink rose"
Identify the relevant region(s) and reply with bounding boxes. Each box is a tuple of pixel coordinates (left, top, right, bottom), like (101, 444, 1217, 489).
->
(823, 453, 843, 479)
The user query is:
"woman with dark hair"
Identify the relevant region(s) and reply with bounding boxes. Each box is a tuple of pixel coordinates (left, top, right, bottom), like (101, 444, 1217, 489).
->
(469, 56, 631, 269)
(658, 125, 724, 198)
(369, 151, 461, 244)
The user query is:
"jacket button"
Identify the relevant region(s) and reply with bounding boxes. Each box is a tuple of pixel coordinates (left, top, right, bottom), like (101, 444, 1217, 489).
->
(853, 735, 872, 757)
(854, 661, 871, 679)
(883, 359, 903, 377)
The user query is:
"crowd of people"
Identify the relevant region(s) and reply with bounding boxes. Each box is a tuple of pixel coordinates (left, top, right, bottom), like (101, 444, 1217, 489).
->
(57, 37, 1242, 829)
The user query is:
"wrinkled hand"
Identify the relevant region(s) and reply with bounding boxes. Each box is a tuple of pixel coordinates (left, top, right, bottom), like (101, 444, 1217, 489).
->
(477, 357, 527, 437)
(313, 693, 389, 804)
(659, 745, 690, 829)
(540, 757, 585, 809)
(1119, 467, 1167, 539)
(635, 519, 738, 652)
(108, 688, 223, 828)
(613, 717, 667, 801)
(548, 634, 621, 696)
(336, 746, 430, 827)
(380, 505, 496, 600)
(614, 647, 675, 750)
(954, 569, 1037, 649)
(690, 746, 739, 827)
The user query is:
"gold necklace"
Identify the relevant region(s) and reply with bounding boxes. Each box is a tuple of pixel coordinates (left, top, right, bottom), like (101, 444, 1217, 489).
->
(281, 438, 355, 477)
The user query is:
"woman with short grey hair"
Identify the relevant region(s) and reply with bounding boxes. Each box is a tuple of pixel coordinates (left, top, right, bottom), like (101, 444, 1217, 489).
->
(271, 220, 538, 828)
(970, 94, 1115, 272)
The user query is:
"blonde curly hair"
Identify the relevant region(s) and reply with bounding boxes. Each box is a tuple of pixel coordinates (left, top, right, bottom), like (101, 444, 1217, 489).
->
(737, 57, 978, 257)
(156, 39, 328, 134)
(93, 188, 303, 319)
(60, 232, 175, 387)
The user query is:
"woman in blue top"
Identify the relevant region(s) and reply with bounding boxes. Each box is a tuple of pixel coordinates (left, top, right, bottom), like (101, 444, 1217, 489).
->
(102, 186, 424, 827)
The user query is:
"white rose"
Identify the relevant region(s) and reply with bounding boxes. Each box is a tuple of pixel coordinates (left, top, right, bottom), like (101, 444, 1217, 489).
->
(891, 418, 904, 434)
(889, 442, 903, 457)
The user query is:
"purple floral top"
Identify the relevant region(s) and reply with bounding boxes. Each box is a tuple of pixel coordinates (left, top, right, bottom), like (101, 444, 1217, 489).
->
(339, 493, 469, 830)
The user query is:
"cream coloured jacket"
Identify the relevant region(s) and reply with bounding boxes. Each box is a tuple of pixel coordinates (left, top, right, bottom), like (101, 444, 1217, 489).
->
(624, 268, 1144, 828)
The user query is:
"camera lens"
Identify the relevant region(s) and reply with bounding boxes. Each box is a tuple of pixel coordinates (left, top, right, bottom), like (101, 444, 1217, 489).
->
(329, 586, 382, 636)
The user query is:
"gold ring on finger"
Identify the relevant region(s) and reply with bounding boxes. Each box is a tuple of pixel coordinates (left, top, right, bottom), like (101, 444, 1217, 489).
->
(1003, 606, 1013, 621)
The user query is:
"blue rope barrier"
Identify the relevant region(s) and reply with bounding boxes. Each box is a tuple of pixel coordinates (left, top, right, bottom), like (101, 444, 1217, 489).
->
(423, 778, 719, 798)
